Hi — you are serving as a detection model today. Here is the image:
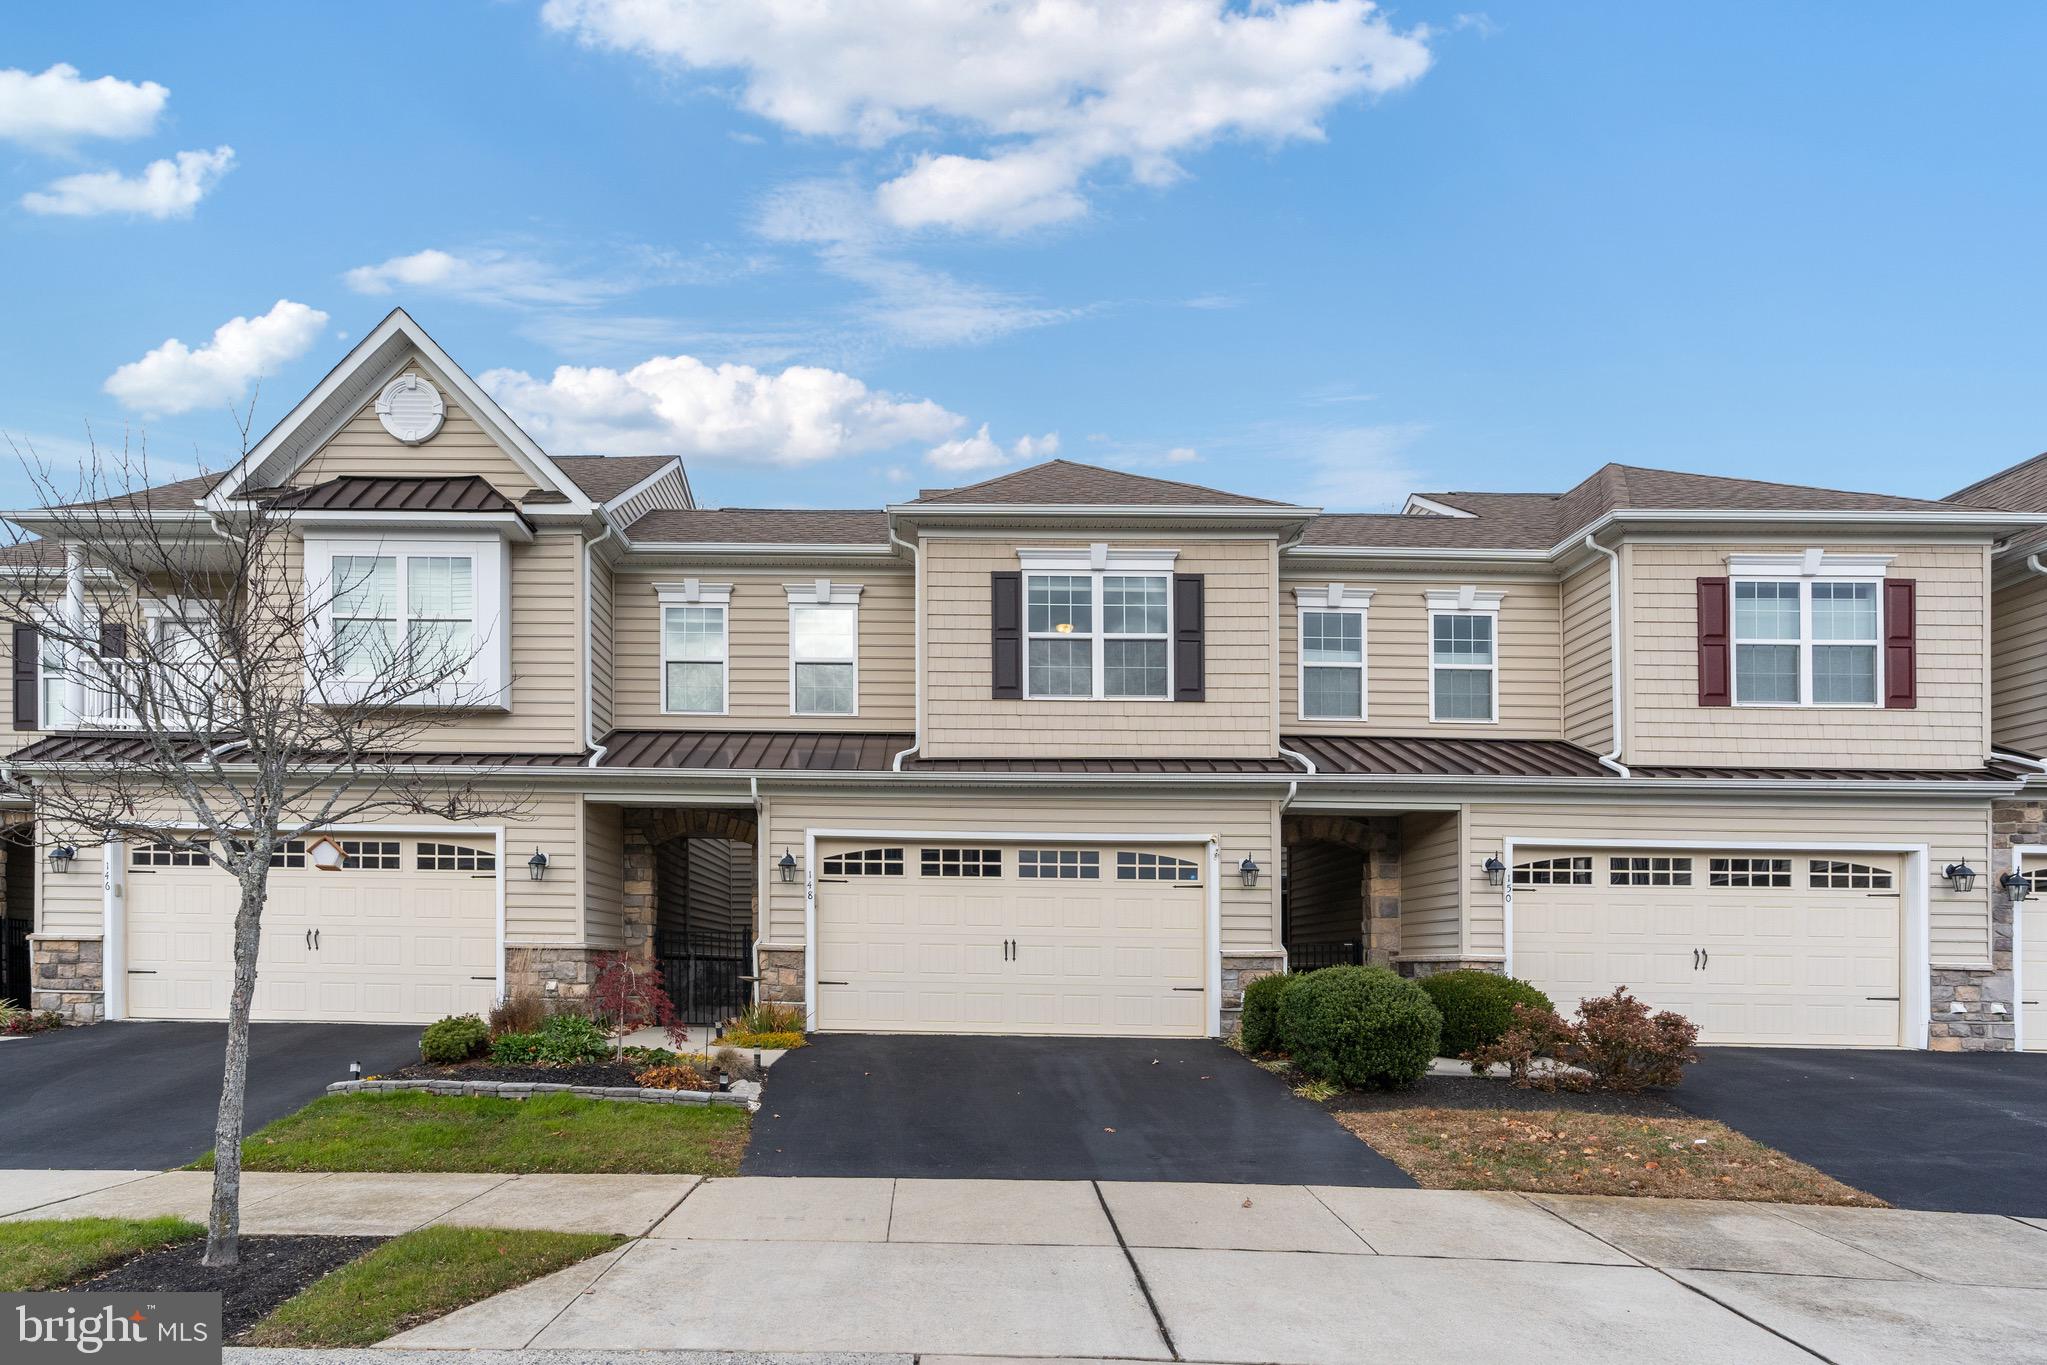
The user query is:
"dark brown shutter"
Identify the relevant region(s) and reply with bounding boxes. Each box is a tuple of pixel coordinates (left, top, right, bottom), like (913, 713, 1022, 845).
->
(1173, 573, 1205, 702)
(990, 571, 1022, 699)
(11, 625, 37, 730)
(1697, 577, 1731, 706)
(98, 622, 127, 659)
(1883, 578, 1917, 709)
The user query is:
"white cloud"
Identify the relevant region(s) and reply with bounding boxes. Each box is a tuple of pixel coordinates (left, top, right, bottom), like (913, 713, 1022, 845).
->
(0, 63, 167, 149)
(543, 0, 1432, 232)
(343, 248, 617, 307)
(103, 300, 329, 415)
(483, 354, 966, 465)
(926, 423, 1060, 472)
(22, 145, 234, 219)
(1292, 421, 1429, 510)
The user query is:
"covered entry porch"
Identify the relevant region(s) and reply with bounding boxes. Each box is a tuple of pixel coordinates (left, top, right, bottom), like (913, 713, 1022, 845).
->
(610, 804, 761, 1026)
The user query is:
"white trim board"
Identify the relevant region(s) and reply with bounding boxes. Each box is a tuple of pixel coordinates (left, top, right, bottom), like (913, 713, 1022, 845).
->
(2010, 843, 2046, 1053)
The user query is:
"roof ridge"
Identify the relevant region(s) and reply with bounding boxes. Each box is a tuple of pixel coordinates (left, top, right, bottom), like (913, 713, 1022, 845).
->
(911, 457, 1287, 507)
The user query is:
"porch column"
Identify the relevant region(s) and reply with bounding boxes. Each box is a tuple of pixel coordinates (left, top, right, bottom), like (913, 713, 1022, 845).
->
(61, 542, 86, 730)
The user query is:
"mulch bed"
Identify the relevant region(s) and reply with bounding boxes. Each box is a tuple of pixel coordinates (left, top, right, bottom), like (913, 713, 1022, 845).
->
(1328, 1073, 1683, 1118)
(389, 1060, 646, 1086)
(76, 1235, 384, 1338)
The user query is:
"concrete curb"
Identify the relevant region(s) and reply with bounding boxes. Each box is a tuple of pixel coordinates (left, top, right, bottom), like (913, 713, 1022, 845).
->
(324, 1078, 760, 1110)
(227, 1352, 908, 1365)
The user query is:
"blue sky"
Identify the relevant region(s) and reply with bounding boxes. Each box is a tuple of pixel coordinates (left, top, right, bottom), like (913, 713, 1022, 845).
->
(3, 2, 2043, 512)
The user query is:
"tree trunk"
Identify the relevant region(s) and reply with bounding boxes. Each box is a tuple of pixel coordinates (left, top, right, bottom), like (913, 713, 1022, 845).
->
(203, 873, 266, 1267)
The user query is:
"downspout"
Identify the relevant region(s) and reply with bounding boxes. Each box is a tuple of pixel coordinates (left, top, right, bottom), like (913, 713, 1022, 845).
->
(749, 774, 763, 998)
(583, 519, 616, 767)
(889, 519, 921, 771)
(1583, 533, 1630, 778)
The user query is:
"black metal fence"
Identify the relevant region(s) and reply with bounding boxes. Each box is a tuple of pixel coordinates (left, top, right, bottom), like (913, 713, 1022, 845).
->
(656, 928, 750, 1025)
(1287, 940, 1365, 972)
(1, 919, 31, 1007)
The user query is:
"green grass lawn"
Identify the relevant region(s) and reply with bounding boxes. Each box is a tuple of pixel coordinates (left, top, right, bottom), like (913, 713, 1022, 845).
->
(242, 1225, 623, 1347)
(0, 1217, 201, 1291)
(192, 1090, 750, 1175)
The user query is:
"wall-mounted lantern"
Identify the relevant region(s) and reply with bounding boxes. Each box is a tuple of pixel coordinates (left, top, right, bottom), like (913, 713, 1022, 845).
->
(527, 848, 549, 882)
(1943, 862, 1978, 894)
(2002, 869, 2031, 902)
(1238, 855, 1261, 889)
(1483, 856, 1507, 888)
(46, 844, 76, 874)
(778, 848, 799, 884)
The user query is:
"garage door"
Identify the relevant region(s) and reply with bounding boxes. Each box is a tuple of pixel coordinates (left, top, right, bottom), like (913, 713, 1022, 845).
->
(125, 836, 498, 1023)
(1509, 849, 1902, 1046)
(813, 841, 1208, 1036)
(2018, 853, 2047, 1053)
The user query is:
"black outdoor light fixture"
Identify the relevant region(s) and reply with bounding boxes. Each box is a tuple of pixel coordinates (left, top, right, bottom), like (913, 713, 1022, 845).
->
(527, 848, 549, 882)
(1944, 862, 1978, 894)
(778, 848, 798, 884)
(1483, 855, 1507, 888)
(2002, 869, 2032, 902)
(1238, 855, 1261, 889)
(46, 844, 76, 874)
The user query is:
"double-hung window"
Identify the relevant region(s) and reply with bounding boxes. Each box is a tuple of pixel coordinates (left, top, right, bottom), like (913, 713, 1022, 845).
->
(1020, 548, 1175, 700)
(1425, 589, 1503, 723)
(1295, 585, 1370, 720)
(1730, 555, 1886, 707)
(658, 581, 731, 715)
(786, 581, 860, 716)
(307, 537, 506, 706)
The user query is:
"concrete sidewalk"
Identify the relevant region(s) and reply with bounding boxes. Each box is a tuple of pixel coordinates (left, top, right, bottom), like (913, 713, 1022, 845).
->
(13, 1171, 2047, 1361)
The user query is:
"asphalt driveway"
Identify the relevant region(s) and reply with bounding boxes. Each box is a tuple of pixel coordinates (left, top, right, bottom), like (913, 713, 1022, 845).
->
(743, 1034, 1413, 1185)
(1672, 1047, 2047, 1216)
(0, 1021, 419, 1168)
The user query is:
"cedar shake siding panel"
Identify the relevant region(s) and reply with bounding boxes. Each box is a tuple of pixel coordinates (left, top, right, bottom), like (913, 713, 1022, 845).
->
(1465, 798, 1991, 965)
(1991, 569, 2047, 755)
(1276, 575, 1562, 739)
(1625, 543, 1990, 769)
(610, 569, 916, 731)
(1560, 562, 1614, 749)
(923, 536, 1278, 759)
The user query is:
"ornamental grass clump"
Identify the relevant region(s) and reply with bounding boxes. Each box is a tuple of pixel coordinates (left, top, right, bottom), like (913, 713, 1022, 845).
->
(1275, 965, 1441, 1090)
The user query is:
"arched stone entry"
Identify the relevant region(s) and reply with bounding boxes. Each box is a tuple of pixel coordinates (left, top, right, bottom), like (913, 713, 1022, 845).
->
(623, 807, 759, 1024)
(1281, 813, 1401, 967)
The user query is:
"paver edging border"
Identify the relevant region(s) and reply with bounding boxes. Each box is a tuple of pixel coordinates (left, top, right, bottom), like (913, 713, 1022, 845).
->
(324, 1077, 759, 1111)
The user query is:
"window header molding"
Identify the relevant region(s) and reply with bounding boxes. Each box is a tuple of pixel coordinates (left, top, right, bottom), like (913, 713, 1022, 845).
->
(654, 579, 733, 605)
(1017, 543, 1179, 573)
(783, 578, 863, 605)
(1292, 583, 1375, 608)
(1727, 550, 1893, 581)
(1423, 587, 1506, 613)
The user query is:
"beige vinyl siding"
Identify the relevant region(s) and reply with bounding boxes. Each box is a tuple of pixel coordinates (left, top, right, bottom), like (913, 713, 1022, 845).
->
(418, 530, 585, 751)
(36, 818, 103, 939)
(607, 469, 692, 524)
(1283, 842, 1362, 943)
(1624, 542, 1992, 768)
(581, 799, 623, 949)
(760, 791, 1280, 952)
(927, 536, 1278, 759)
(611, 569, 915, 730)
(292, 366, 539, 498)
(1463, 797, 1992, 966)
(1399, 809, 1464, 959)
(1990, 569, 2047, 754)
(1277, 575, 1561, 738)
(588, 557, 615, 737)
(1560, 562, 1614, 750)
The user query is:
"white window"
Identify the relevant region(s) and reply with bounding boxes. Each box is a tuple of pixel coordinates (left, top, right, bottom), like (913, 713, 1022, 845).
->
(1295, 586, 1371, 721)
(1609, 856, 1693, 887)
(786, 581, 860, 716)
(821, 847, 904, 876)
(1708, 856, 1792, 888)
(657, 581, 732, 715)
(1731, 558, 1884, 707)
(920, 847, 1002, 877)
(1018, 848, 1100, 879)
(1513, 855, 1592, 886)
(1426, 589, 1503, 723)
(305, 537, 507, 707)
(1116, 850, 1201, 882)
(1019, 546, 1175, 701)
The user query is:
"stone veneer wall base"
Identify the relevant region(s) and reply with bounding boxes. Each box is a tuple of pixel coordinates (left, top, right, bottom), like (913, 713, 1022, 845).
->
(30, 936, 103, 1023)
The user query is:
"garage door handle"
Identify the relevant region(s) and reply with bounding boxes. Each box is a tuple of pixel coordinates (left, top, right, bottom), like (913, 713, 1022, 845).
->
(817, 979, 849, 986)
(305, 929, 312, 950)
(1173, 986, 1204, 992)
(1865, 995, 1900, 1001)
(313, 929, 320, 950)
(126, 969, 156, 974)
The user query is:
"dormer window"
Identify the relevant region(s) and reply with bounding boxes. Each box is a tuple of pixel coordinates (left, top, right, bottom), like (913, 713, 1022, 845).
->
(305, 536, 507, 707)
(1017, 546, 1177, 701)
(1728, 553, 1888, 708)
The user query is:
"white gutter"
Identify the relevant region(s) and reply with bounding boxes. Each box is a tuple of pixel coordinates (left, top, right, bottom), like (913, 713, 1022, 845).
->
(888, 521, 922, 771)
(582, 519, 617, 767)
(1582, 533, 1630, 778)
(1276, 746, 1315, 811)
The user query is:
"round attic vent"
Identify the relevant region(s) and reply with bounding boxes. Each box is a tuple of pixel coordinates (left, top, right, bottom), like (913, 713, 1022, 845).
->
(375, 374, 445, 444)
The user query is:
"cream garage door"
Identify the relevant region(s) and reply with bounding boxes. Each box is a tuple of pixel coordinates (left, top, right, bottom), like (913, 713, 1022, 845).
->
(813, 842, 1209, 1036)
(1510, 850, 1903, 1047)
(125, 837, 498, 1023)
(2018, 852, 2047, 1053)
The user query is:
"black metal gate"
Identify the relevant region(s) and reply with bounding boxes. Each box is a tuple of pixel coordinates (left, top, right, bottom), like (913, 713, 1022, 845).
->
(1287, 939, 1365, 972)
(1, 919, 31, 1007)
(657, 928, 749, 1025)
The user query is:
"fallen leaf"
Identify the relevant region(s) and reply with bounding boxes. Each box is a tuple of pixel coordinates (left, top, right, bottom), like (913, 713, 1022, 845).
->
(1104, 1127, 1116, 1133)
(1242, 1198, 1254, 1208)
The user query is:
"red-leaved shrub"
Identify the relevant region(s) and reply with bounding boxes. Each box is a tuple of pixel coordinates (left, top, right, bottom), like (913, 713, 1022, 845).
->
(1471, 987, 1699, 1092)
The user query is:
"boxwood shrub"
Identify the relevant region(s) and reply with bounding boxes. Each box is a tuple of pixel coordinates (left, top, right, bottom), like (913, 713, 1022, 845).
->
(418, 1014, 489, 1064)
(1238, 972, 1287, 1052)
(1276, 965, 1441, 1089)
(1418, 970, 1555, 1059)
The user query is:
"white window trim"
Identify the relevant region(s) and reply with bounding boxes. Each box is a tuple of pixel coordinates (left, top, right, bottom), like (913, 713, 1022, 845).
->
(1019, 546, 1177, 702)
(303, 534, 508, 709)
(1424, 588, 1503, 725)
(1293, 584, 1372, 721)
(785, 579, 862, 717)
(1726, 555, 1886, 709)
(656, 580, 733, 716)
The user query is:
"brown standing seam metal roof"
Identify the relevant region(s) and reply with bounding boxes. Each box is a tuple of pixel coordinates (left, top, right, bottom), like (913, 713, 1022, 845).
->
(266, 475, 523, 515)
(1627, 761, 2035, 783)
(625, 509, 891, 545)
(600, 730, 910, 771)
(1284, 734, 1611, 778)
(910, 459, 1292, 508)
(4, 734, 594, 767)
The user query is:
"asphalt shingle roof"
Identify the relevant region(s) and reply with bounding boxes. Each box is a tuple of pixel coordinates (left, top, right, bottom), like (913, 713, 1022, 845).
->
(625, 508, 890, 545)
(911, 459, 1290, 507)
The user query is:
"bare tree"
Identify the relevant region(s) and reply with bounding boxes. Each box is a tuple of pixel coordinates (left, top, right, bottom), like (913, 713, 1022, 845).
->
(0, 428, 530, 1266)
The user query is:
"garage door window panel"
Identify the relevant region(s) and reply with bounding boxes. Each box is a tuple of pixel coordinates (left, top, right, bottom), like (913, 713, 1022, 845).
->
(1609, 855, 1693, 887)
(341, 840, 401, 870)
(1514, 855, 1592, 886)
(132, 841, 211, 868)
(1809, 859, 1893, 890)
(822, 847, 904, 877)
(418, 842, 495, 872)
(1018, 848, 1099, 879)
(920, 847, 1001, 877)
(1116, 851, 1200, 882)
(1709, 856, 1792, 888)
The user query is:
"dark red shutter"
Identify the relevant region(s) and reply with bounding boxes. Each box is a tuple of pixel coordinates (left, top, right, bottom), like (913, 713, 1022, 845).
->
(11, 625, 37, 730)
(98, 622, 126, 659)
(990, 572, 1022, 699)
(1883, 578, 1917, 709)
(1173, 573, 1205, 701)
(1697, 577, 1731, 706)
